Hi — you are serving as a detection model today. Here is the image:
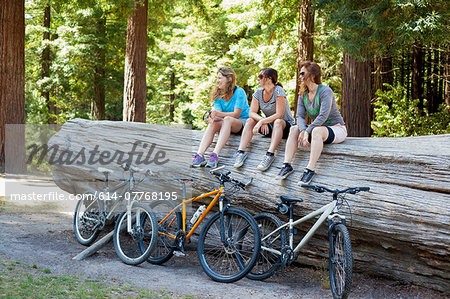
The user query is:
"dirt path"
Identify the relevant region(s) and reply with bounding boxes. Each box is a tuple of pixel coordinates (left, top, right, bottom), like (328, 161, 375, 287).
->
(0, 201, 446, 299)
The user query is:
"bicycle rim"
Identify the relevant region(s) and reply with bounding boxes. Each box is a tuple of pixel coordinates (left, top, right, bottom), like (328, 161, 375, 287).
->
(73, 192, 101, 246)
(248, 213, 286, 280)
(329, 224, 353, 299)
(198, 208, 261, 283)
(147, 200, 181, 265)
(113, 203, 158, 265)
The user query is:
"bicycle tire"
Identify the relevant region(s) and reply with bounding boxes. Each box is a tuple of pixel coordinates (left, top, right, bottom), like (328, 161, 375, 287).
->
(147, 200, 181, 265)
(329, 223, 353, 299)
(247, 213, 287, 280)
(113, 203, 158, 265)
(197, 207, 261, 283)
(73, 191, 101, 246)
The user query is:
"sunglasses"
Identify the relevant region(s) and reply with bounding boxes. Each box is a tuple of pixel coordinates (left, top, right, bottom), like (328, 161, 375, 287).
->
(300, 71, 308, 77)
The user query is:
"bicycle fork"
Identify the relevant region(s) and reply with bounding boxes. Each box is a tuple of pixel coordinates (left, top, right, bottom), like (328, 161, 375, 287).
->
(218, 196, 232, 247)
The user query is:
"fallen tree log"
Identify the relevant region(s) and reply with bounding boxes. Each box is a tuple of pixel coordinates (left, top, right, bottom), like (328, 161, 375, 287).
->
(47, 118, 449, 292)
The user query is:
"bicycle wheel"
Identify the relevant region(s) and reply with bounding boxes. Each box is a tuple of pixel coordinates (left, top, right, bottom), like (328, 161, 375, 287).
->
(329, 223, 353, 299)
(247, 213, 286, 280)
(73, 191, 101, 246)
(197, 207, 261, 283)
(147, 200, 181, 265)
(113, 203, 158, 265)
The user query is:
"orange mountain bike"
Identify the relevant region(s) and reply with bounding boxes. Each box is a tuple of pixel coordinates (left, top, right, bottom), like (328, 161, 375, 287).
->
(147, 167, 261, 283)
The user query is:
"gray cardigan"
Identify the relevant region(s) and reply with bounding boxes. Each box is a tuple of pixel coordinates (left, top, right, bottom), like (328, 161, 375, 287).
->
(296, 85, 345, 133)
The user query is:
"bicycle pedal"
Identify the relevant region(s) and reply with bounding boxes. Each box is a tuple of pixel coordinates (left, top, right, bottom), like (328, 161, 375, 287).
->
(173, 250, 185, 257)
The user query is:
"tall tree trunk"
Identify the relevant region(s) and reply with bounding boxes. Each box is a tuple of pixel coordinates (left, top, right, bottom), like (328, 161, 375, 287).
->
(42, 5, 56, 124)
(341, 53, 371, 137)
(0, 0, 26, 173)
(446, 50, 450, 107)
(373, 56, 393, 94)
(406, 50, 411, 100)
(412, 43, 425, 111)
(92, 16, 106, 120)
(426, 48, 433, 112)
(123, 0, 148, 122)
(431, 48, 440, 113)
(294, 0, 314, 118)
(169, 71, 175, 122)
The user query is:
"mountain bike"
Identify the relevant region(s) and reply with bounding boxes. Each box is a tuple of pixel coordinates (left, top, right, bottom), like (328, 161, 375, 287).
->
(250, 184, 369, 299)
(73, 163, 157, 265)
(147, 167, 261, 283)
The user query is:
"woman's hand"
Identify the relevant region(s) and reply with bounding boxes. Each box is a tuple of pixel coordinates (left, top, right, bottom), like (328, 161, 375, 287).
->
(253, 120, 269, 135)
(298, 130, 310, 147)
(209, 110, 218, 119)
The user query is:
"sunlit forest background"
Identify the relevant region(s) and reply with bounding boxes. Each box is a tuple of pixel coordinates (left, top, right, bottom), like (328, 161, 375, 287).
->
(23, 0, 449, 136)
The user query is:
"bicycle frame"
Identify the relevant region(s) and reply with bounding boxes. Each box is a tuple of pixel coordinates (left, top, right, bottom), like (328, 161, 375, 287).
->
(83, 171, 141, 233)
(261, 200, 338, 256)
(157, 186, 225, 243)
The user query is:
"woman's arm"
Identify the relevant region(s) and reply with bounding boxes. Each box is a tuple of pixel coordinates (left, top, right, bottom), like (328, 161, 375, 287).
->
(248, 97, 262, 121)
(257, 96, 285, 125)
(210, 109, 242, 119)
(296, 95, 307, 131)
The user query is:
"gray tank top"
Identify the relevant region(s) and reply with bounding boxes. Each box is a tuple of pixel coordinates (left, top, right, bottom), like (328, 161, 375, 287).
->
(253, 86, 295, 125)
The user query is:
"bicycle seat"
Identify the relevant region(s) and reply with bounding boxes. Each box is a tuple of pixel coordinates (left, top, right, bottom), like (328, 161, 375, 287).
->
(98, 167, 113, 174)
(280, 196, 303, 205)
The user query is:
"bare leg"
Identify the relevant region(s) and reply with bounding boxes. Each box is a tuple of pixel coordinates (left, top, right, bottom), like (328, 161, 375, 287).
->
(268, 119, 286, 153)
(197, 121, 222, 155)
(307, 126, 329, 170)
(238, 118, 257, 151)
(213, 117, 243, 155)
(284, 125, 300, 163)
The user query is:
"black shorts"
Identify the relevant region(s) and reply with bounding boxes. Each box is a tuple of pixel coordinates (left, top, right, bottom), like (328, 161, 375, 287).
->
(261, 121, 292, 139)
(308, 126, 335, 144)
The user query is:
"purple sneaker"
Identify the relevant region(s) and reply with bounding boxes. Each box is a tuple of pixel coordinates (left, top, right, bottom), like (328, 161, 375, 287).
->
(206, 153, 219, 168)
(191, 154, 206, 167)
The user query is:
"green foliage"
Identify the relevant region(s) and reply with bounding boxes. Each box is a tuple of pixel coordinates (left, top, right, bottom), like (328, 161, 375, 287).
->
(372, 84, 450, 137)
(22, 0, 447, 137)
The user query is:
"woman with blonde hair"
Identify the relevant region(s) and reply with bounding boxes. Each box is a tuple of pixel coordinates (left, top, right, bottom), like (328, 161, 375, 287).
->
(277, 61, 347, 184)
(192, 67, 250, 168)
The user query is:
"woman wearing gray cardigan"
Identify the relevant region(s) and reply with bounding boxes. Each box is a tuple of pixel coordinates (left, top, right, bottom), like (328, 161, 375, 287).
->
(277, 61, 347, 184)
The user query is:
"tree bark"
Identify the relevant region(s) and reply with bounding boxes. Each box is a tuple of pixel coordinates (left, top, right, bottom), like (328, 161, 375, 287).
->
(412, 43, 425, 111)
(92, 16, 106, 120)
(341, 53, 371, 137)
(446, 50, 450, 107)
(294, 0, 314, 118)
(41, 5, 56, 124)
(47, 119, 450, 292)
(123, 0, 148, 122)
(0, 0, 26, 173)
(169, 71, 175, 122)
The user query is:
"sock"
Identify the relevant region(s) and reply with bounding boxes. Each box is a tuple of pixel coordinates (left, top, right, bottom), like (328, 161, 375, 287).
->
(237, 150, 245, 154)
(266, 151, 274, 156)
(283, 162, 291, 167)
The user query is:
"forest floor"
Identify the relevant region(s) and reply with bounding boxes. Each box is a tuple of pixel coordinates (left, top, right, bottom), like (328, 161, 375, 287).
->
(0, 177, 448, 298)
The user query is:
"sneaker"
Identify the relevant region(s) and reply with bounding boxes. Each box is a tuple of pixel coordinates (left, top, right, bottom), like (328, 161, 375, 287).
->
(277, 163, 294, 180)
(206, 153, 219, 168)
(299, 168, 315, 184)
(234, 151, 248, 168)
(256, 154, 275, 171)
(191, 154, 206, 167)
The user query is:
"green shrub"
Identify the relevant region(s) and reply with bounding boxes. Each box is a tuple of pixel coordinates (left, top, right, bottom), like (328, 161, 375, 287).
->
(371, 84, 450, 137)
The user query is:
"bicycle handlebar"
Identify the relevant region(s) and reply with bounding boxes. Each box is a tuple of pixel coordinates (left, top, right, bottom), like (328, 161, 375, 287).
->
(210, 167, 252, 189)
(301, 184, 370, 194)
